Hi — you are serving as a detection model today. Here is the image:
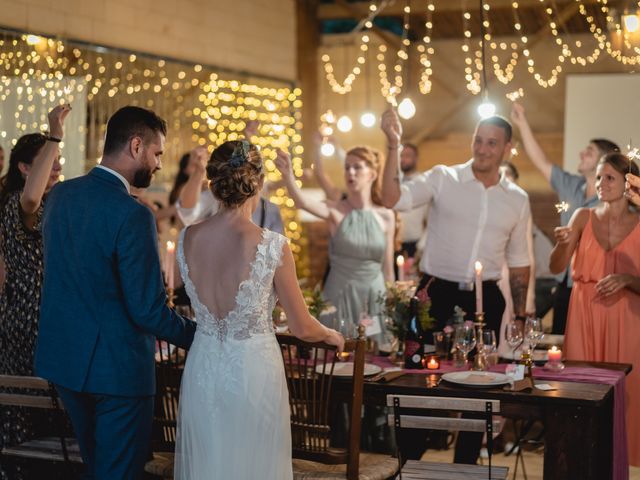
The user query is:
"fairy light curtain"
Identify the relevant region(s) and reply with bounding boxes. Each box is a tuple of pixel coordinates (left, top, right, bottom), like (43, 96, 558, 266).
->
(0, 29, 307, 266)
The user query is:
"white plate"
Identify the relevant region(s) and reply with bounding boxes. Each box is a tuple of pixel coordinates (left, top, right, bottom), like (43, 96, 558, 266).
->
(315, 362, 382, 377)
(441, 371, 511, 387)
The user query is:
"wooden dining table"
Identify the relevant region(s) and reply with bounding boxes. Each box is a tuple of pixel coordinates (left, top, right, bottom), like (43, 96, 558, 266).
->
(332, 359, 631, 480)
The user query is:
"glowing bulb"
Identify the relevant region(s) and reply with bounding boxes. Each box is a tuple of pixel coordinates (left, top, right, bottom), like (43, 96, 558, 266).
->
(360, 112, 376, 128)
(623, 14, 640, 33)
(320, 125, 333, 136)
(26, 35, 42, 46)
(477, 101, 496, 118)
(321, 142, 336, 157)
(337, 115, 353, 132)
(397, 98, 416, 119)
(324, 110, 336, 124)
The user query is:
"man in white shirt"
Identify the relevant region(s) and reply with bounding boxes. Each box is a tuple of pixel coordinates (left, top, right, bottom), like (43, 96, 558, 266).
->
(382, 112, 531, 334)
(381, 110, 531, 464)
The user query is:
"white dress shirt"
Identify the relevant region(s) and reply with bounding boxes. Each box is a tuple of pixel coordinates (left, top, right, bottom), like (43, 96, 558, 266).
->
(395, 160, 531, 283)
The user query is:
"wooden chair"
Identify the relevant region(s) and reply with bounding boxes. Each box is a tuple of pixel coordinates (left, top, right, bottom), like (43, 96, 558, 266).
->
(277, 329, 398, 480)
(144, 339, 187, 480)
(0, 375, 82, 472)
(387, 394, 509, 480)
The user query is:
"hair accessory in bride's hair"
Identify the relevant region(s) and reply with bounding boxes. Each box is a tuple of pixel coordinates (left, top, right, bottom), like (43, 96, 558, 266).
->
(229, 140, 251, 168)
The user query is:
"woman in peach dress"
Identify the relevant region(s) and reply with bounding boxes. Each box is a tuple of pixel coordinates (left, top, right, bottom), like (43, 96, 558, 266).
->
(550, 152, 640, 466)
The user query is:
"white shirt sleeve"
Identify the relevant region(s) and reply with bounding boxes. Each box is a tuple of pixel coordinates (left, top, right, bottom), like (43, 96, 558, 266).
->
(176, 189, 220, 226)
(394, 168, 440, 212)
(505, 198, 532, 268)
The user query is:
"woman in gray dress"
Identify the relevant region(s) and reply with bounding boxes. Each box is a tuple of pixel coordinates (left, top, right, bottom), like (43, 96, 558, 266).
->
(275, 139, 396, 342)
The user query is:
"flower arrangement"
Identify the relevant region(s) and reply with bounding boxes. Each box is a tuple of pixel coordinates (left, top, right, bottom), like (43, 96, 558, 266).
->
(378, 280, 435, 342)
(303, 287, 329, 320)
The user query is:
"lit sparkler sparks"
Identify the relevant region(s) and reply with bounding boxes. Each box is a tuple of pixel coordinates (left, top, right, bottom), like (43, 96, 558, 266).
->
(555, 201, 570, 213)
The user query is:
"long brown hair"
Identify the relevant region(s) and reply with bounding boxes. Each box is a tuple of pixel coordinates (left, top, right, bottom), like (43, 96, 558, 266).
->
(0, 133, 47, 208)
(345, 145, 384, 206)
(598, 152, 639, 177)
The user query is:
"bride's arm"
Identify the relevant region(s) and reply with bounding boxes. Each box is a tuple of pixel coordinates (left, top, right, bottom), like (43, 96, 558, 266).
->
(274, 242, 344, 351)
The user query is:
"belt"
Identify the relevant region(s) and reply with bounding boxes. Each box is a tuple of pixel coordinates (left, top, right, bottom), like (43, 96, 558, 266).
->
(425, 274, 498, 292)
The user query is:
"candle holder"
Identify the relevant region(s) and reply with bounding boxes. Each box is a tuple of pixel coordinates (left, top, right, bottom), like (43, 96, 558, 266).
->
(166, 287, 176, 308)
(472, 312, 488, 371)
(423, 354, 440, 370)
(544, 360, 565, 371)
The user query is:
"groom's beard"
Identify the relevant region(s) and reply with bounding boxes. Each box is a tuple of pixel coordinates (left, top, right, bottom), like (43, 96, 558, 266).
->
(132, 166, 155, 188)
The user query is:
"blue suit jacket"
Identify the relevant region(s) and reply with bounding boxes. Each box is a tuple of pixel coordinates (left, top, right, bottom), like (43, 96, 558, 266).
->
(35, 167, 196, 397)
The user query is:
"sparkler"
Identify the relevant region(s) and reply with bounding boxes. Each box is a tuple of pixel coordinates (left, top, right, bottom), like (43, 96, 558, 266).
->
(555, 201, 570, 213)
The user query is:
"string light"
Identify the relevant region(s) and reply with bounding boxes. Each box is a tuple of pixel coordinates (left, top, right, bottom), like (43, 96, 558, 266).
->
(378, 2, 411, 103)
(417, 1, 435, 94)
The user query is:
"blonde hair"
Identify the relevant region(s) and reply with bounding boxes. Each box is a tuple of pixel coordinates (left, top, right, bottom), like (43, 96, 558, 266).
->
(346, 145, 384, 206)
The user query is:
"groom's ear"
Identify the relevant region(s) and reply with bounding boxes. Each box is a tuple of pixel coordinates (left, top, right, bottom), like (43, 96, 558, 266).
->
(129, 136, 143, 160)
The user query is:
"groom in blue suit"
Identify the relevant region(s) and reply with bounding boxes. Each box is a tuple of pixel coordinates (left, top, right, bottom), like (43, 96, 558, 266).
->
(35, 106, 196, 479)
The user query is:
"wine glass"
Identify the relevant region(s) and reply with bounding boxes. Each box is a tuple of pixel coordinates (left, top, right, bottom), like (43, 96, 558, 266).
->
(525, 317, 544, 355)
(454, 325, 477, 365)
(334, 318, 352, 361)
(505, 322, 524, 364)
(481, 330, 497, 354)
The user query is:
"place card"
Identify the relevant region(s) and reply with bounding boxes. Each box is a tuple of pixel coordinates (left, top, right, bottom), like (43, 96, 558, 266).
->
(535, 383, 557, 391)
(505, 364, 525, 381)
(364, 315, 382, 337)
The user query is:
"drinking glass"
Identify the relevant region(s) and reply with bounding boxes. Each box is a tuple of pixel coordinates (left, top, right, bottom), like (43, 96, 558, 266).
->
(505, 322, 524, 363)
(525, 317, 544, 354)
(334, 318, 352, 361)
(454, 325, 476, 364)
(481, 330, 497, 354)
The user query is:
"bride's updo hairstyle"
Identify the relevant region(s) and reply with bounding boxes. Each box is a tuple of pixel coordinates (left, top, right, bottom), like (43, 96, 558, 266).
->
(206, 140, 264, 208)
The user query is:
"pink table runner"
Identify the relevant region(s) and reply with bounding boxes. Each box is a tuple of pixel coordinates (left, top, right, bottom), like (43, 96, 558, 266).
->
(368, 358, 628, 480)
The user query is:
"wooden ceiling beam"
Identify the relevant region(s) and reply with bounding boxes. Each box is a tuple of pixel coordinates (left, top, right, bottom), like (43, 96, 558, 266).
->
(319, 0, 609, 20)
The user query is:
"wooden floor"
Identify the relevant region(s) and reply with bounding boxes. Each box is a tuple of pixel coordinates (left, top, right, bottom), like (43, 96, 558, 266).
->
(424, 445, 640, 479)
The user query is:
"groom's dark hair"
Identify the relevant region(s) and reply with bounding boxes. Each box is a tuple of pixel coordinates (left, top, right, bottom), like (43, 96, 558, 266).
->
(103, 106, 167, 156)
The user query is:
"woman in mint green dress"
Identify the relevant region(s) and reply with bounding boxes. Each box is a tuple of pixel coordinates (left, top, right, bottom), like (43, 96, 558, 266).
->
(276, 143, 395, 342)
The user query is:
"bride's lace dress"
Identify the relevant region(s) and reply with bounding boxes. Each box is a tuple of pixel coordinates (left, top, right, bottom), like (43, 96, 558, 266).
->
(174, 228, 292, 479)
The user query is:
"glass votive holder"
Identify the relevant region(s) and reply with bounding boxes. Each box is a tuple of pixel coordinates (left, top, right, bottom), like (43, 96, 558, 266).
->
(544, 346, 565, 371)
(423, 355, 440, 370)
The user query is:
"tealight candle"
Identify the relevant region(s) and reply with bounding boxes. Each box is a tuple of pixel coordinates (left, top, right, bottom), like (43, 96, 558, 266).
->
(424, 356, 440, 370)
(548, 346, 562, 363)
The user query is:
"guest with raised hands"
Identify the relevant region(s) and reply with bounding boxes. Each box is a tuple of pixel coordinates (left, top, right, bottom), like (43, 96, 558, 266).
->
(550, 153, 640, 467)
(275, 134, 395, 343)
(0, 104, 70, 477)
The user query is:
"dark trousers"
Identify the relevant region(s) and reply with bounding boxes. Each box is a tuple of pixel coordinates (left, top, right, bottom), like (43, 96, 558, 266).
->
(56, 385, 154, 480)
(418, 274, 506, 337)
(535, 278, 558, 319)
(552, 275, 571, 334)
(397, 275, 507, 463)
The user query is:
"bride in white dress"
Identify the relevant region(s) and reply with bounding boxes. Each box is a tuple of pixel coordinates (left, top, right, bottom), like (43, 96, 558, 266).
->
(173, 140, 344, 480)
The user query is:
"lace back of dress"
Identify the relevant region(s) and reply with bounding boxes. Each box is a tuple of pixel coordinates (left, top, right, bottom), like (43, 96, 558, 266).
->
(177, 229, 286, 341)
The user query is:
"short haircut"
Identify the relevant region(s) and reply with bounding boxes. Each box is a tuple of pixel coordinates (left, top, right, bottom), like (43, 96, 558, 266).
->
(402, 143, 419, 155)
(103, 106, 167, 156)
(590, 138, 620, 156)
(477, 115, 512, 143)
(501, 161, 519, 181)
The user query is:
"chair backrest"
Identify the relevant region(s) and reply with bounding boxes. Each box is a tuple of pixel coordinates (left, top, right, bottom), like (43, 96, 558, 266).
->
(0, 375, 63, 410)
(387, 394, 501, 479)
(152, 339, 187, 452)
(277, 327, 366, 480)
(0, 374, 72, 463)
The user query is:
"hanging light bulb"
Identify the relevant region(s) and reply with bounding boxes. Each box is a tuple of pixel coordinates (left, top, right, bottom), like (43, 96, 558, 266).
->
(477, 101, 496, 118)
(320, 141, 336, 157)
(323, 109, 336, 124)
(397, 98, 416, 119)
(360, 112, 376, 128)
(623, 14, 640, 33)
(337, 115, 353, 132)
